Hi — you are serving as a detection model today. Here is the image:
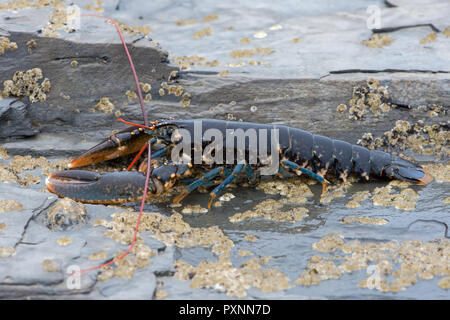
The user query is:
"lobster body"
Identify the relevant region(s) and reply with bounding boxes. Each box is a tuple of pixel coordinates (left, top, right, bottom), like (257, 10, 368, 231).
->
(139, 119, 427, 182)
(46, 119, 433, 205)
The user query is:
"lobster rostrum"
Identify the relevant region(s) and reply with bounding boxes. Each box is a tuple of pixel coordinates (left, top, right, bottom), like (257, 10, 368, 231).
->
(46, 119, 433, 208)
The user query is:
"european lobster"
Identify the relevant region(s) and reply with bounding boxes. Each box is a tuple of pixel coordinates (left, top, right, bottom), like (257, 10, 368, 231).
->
(46, 118, 433, 208)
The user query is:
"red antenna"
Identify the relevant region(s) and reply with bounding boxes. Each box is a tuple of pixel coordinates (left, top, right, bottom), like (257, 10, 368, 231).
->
(73, 13, 153, 276)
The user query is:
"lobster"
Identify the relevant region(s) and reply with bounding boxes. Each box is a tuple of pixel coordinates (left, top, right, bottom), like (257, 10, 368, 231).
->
(46, 119, 433, 208)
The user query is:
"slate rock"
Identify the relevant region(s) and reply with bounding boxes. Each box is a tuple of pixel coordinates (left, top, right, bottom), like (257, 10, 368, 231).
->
(0, 99, 38, 138)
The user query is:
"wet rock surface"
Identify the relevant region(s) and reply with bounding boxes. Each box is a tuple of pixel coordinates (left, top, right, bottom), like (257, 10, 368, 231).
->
(0, 0, 449, 299)
(0, 99, 38, 138)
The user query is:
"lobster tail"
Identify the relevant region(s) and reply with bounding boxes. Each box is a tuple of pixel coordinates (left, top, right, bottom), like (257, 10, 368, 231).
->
(383, 156, 433, 184)
(367, 149, 433, 184)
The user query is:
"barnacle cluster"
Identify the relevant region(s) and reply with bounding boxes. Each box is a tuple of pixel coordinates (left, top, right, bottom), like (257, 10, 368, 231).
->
(0, 154, 67, 187)
(345, 190, 371, 208)
(372, 184, 419, 211)
(443, 27, 450, 37)
(244, 234, 258, 242)
(361, 34, 394, 48)
(95, 97, 115, 114)
(84, 0, 105, 14)
(56, 237, 72, 246)
(422, 163, 450, 183)
(229, 47, 275, 59)
(358, 117, 449, 158)
(42, 2, 70, 37)
(114, 22, 151, 36)
(175, 19, 197, 26)
(338, 78, 391, 120)
(0, 147, 9, 160)
(95, 210, 233, 280)
(0, 246, 16, 258)
(340, 216, 388, 225)
(175, 255, 291, 298)
(160, 81, 184, 97)
(2, 68, 51, 103)
(257, 177, 313, 200)
(89, 250, 108, 261)
(26, 39, 37, 53)
(0, 36, 18, 55)
(140, 82, 152, 93)
(420, 32, 437, 44)
(181, 204, 208, 214)
(125, 90, 137, 102)
(175, 13, 217, 26)
(230, 199, 309, 223)
(320, 183, 350, 204)
(203, 14, 218, 23)
(0, 200, 24, 213)
(295, 233, 450, 291)
(172, 55, 221, 70)
(41, 259, 60, 272)
(193, 27, 213, 39)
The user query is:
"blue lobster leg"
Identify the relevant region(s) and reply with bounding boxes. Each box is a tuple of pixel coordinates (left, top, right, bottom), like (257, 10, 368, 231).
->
(281, 160, 330, 193)
(278, 164, 294, 178)
(151, 147, 167, 160)
(173, 167, 228, 204)
(244, 164, 257, 184)
(208, 163, 244, 208)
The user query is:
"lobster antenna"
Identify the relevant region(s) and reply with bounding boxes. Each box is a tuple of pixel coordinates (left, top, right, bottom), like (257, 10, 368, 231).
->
(72, 13, 153, 277)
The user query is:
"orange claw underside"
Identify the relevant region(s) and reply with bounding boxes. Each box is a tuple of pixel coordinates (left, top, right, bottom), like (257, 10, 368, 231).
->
(68, 133, 149, 169)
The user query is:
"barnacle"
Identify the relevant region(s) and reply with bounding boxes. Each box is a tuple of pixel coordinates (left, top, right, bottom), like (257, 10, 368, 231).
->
(361, 34, 393, 48)
(229, 47, 274, 59)
(202, 14, 218, 23)
(2, 68, 51, 103)
(42, 259, 60, 272)
(56, 237, 72, 246)
(420, 32, 437, 44)
(193, 28, 213, 38)
(0, 246, 16, 258)
(95, 97, 115, 114)
(296, 234, 450, 291)
(0, 36, 18, 55)
(0, 200, 24, 213)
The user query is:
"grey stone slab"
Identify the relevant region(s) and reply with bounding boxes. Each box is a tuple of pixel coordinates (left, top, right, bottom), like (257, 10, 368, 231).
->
(96, 268, 156, 299)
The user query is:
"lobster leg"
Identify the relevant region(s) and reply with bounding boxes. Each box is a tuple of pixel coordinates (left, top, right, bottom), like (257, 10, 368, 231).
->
(173, 167, 230, 204)
(208, 163, 244, 208)
(281, 160, 330, 192)
(244, 164, 257, 185)
(136, 147, 168, 172)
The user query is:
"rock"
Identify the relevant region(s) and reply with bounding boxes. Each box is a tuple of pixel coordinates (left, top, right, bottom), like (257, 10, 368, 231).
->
(96, 269, 156, 299)
(0, 7, 177, 137)
(0, 0, 449, 300)
(42, 198, 89, 231)
(0, 99, 38, 138)
(149, 245, 176, 277)
(0, 1, 448, 152)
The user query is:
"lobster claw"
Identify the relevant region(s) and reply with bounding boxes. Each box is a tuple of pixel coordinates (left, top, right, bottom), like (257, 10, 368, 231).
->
(46, 170, 152, 204)
(385, 160, 433, 184)
(68, 128, 151, 168)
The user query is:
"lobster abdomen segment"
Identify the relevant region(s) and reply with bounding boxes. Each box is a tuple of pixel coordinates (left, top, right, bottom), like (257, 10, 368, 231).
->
(286, 126, 430, 183)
